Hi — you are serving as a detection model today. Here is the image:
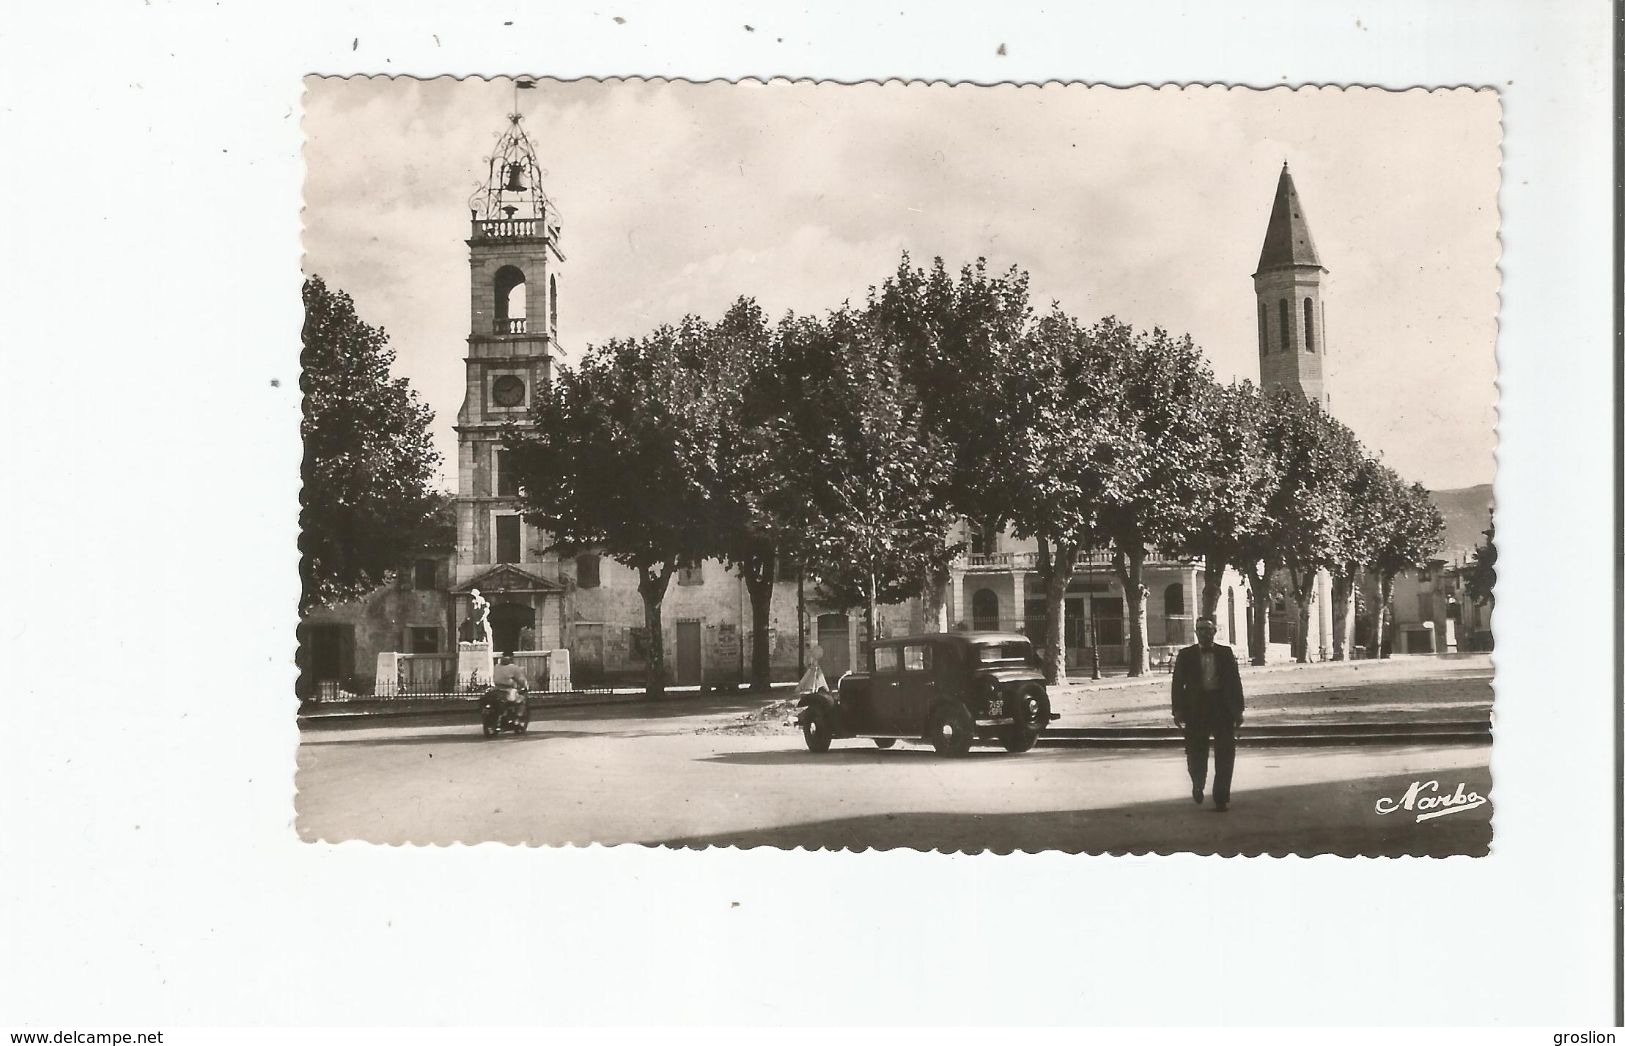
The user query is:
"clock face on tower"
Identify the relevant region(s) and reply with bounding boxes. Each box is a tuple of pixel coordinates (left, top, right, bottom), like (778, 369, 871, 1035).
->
(491, 374, 526, 408)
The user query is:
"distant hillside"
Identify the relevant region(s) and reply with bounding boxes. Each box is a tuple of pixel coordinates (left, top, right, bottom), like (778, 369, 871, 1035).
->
(1427, 483, 1494, 563)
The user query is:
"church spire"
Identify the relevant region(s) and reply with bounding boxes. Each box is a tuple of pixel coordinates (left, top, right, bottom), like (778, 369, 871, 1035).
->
(1251, 163, 1329, 407)
(1254, 162, 1324, 275)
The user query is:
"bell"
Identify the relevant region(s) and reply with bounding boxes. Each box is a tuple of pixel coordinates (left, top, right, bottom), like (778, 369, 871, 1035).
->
(503, 162, 527, 193)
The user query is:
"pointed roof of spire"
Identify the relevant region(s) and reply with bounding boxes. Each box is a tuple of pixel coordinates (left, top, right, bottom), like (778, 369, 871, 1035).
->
(1254, 162, 1325, 274)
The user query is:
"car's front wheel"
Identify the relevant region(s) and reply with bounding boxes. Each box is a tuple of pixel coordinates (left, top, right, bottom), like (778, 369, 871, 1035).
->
(873, 738, 896, 749)
(1004, 690, 1048, 752)
(802, 704, 833, 753)
(928, 705, 973, 757)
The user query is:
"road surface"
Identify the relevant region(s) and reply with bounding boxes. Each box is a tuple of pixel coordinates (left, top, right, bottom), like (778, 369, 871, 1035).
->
(296, 695, 1491, 856)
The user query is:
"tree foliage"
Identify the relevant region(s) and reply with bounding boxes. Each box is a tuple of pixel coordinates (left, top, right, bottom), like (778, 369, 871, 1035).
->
(481, 249, 1459, 687)
(300, 276, 449, 613)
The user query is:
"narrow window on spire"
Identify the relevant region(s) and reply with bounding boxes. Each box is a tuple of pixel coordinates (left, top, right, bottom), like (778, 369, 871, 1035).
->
(1278, 299, 1290, 354)
(1257, 301, 1267, 355)
(1304, 298, 1316, 352)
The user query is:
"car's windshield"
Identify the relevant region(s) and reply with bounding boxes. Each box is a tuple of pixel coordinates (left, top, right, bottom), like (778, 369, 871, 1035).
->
(974, 641, 1039, 666)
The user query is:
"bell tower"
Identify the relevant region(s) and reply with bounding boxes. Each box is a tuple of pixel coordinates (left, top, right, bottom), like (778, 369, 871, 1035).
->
(1253, 163, 1330, 407)
(451, 87, 567, 649)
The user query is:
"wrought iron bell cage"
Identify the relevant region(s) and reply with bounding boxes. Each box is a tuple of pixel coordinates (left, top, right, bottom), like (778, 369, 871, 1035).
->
(468, 112, 560, 227)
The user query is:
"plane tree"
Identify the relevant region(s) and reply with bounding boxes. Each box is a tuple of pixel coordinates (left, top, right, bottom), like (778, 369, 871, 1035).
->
(299, 276, 450, 613)
(1368, 480, 1447, 658)
(1329, 457, 1406, 660)
(1262, 393, 1367, 663)
(1176, 380, 1279, 624)
(506, 316, 735, 697)
(992, 308, 1128, 682)
(707, 297, 794, 691)
(868, 255, 1035, 627)
(763, 305, 958, 647)
(1085, 319, 1223, 677)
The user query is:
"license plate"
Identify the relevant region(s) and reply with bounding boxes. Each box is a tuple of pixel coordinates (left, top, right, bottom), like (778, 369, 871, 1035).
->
(987, 699, 1003, 716)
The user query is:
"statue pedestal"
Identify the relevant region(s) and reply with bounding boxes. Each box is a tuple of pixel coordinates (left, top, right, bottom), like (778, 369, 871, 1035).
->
(458, 642, 494, 689)
(546, 648, 571, 692)
(373, 652, 400, 697)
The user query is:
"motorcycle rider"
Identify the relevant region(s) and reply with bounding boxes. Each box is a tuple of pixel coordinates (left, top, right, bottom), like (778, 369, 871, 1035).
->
(493, 652, 528, 694)
(483, 653, 529, 727)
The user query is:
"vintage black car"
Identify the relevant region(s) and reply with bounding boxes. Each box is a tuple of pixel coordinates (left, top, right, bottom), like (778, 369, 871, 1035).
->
(795, 632, 1058, 756)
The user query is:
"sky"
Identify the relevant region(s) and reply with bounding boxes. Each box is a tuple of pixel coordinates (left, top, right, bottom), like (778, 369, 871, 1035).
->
(302, 77, 1500, 491)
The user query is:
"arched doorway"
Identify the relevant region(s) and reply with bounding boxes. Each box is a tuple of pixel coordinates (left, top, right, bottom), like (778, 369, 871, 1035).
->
(1163, 582, 1187, 644)
(490, 602, 532, 655)
(971, 589, 1000, 631)
(816, 613, 850, 679)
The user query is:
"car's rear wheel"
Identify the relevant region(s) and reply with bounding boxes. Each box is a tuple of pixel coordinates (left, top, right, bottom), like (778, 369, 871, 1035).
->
(928, 705, 973, 757)
(873, 738, 896, 749)
(802, 704, 833, 753)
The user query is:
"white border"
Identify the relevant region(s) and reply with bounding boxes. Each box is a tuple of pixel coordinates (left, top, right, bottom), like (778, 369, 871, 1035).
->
(0, 0, 1613, 1027)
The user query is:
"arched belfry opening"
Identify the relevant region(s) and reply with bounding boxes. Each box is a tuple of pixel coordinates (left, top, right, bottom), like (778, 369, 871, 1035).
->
(494, 265, 527, 333)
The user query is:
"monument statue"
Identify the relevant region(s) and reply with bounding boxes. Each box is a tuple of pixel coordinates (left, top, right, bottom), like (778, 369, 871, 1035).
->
(469, 588, 492, 645)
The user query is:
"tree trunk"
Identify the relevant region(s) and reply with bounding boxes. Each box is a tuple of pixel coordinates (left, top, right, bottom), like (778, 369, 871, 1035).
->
(864, 571, 879, 657)
(920, 562, 950, 633)
(1375, 573, 1394, 659)
(796, 569, 807, 677)
(1331, 566, 1358, 661)
(636, 563, 674, 698)
(1201, 558, 1225, 619)
(1242, 561, 1273, 665)
(743, 552, 776, 692)
(1115, 546, 1150, 677)
(1038, 535, 1070, 685)
(1286, 563, 1316, 664)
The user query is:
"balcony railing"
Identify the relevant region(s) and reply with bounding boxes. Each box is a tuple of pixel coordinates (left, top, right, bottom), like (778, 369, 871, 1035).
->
(960, 548, 1194, 572)
(472, 217, 555, 240)
(496, 317, 527, 335)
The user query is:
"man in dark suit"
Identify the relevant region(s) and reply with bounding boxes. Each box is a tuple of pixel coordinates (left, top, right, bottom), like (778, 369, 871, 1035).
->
(1171, 615, 1245, 812)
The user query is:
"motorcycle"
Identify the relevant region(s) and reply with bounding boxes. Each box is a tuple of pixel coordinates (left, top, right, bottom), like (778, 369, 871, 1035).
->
(480, 685, 530, 737)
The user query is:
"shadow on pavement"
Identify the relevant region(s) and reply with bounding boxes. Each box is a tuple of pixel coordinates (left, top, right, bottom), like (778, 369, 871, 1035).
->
(299, 727, 666, 748)
(660, 767, 1493, 857)
(535, 695, 776, 723)
(698, 744, 1116, 767)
